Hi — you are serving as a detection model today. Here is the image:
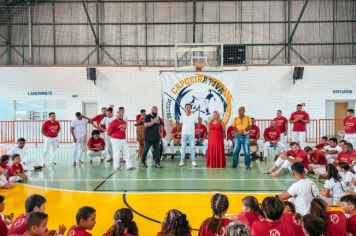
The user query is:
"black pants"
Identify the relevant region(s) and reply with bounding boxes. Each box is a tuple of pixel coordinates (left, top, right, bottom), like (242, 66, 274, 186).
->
(142, 140, 160, 165)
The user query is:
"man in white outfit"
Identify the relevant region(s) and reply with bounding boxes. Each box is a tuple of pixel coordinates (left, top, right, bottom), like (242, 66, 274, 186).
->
(41, 112, 61, 167)
(100, 107, 116, 162)
(321, 138, 342, 164)
(9, 138, 42, 171)
(261, 121, 285, 161)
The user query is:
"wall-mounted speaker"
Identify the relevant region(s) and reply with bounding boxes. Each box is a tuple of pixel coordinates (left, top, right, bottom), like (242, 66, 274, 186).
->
(86, 68, 97, 84)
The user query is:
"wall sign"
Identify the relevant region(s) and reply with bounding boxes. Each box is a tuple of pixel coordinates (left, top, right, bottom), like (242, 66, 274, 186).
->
(332, 90, 352, 94)
(27, 91, 53, 95)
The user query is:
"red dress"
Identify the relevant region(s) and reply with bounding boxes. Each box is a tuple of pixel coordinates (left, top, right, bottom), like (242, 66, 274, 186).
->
(206, 122, 226, 168)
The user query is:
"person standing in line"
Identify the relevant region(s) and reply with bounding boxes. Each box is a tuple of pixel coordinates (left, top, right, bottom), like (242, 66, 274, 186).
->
(179, 104, 198, 168)
(135, 109, 146, 159)
(41, 112, 61, 167)
(206, 111, 226, 168)
(289, 104, 310, 149)
(107, 109, 135, 171)
(100, 107, 116, 162)
(273, 110, 288, 144)
(344, 109, 356, 149)
(232, 107, 252, 170)
(141, 106, 163, 168)
(195, 117, 208, 156)
(119, 107, 128, 123)
(91, 107, 107, 138)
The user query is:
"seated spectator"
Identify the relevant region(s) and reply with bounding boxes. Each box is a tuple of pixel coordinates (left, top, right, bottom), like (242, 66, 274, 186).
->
(278, 162, 320, 215)
(170, 124, 182, 159)
(302, 214, 327, 236)
(334, 142, 356, 165)
(305, 146, 327, 174)
(321, 138, 342, 164)
(157, 209, 191, 236)
(224, 125, 234, 154)
(340, 195, 356, 235)
(104, 208, 138, 236)
(309, 198, 347, 236)
(9, 138, 42, 171)
(261, 121, 285, 161)
(23, 212, 50, 236)
(87, 130, 106, 163)
(281, 201, 303, 235)
(320, 164, 347, 205)
(266, 142, 309, 177)
(314, 136, 328, 150)
(251, 197, 294, 236)
(235, 196, 264, 229)
(337, 162, 355, 190)
(8, 194, 46, 235)
(226, 221, 250, 236)
(249, 118, 263, 160)
(339, 140, 348, 149)
(0, 155, 13, 189)
(195, 117, 208, 156)
(199, 193, 233, 236)
(6, 154, 28, 183)
(68, 206, 96, 236)
(0, 195, 13, 235)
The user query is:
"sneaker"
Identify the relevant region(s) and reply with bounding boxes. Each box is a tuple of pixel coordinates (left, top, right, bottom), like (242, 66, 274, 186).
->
(120, 158, 126, 164)
(126, 167, 136, 170)
(192, 161, 198, 167)
(246, 166, 252, 170)
(155, 164, 162, 168)
(141, 163, 148, 168)
(34, 166, 43, 171)
(179, 161, 185, 167)
(107, 158, 113, 162)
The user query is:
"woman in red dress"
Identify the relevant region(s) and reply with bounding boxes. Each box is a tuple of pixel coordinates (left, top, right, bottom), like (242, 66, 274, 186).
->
(206, 111, 226, 168)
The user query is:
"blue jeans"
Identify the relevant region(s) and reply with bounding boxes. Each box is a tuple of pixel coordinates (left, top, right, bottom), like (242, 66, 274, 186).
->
(233, 134, 251, 167)
(180, 134, 195, 162)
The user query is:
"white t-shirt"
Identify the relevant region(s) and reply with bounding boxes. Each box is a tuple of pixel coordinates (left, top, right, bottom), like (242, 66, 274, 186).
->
(341, 171, 354, 184)
(323, 145, 342, 160)
(179, 113, 197, 135)
(324, 178, 347, 197)
(71, 119, 88, 138)
(9, 146, 27, 161)
(287, 178, 320, 215)
(100, 116, 116, 129)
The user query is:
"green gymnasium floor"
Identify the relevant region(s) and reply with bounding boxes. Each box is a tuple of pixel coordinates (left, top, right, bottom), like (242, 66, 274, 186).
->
(24, 146, 324, 192)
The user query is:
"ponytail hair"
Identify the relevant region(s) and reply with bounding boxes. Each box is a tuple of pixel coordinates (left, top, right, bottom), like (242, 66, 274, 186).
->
(161, 209, 191, 236)
(326, 164, 341, 182)
(109, 208, 138, 236)
(283, 201, 302, 222)
(309, 198, 328, 223)
(203, 193, 229, 234)
(242, 196, 263, 215)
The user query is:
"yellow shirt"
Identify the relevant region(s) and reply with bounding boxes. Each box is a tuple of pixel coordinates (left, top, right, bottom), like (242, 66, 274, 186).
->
(232, 115, 252, 131)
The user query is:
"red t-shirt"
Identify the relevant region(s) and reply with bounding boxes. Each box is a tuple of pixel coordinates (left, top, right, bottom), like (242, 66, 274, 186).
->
(67, 225, 92, 236)
(263, 127, 281, 142)
(227, 126, 234, 140)
(324, 211, 347, 236)
(335, 151, 356, 165)
(273, 116, 288, 133)
(87, 138, 105, 151)
(0, 216, 8, 236)
(42, 120, 61, 138)
(107, 119, 126, 139)
(280, 212, 304, 236)
(171, 127, 182, 139)
(309, 150, 327, 165)
(136, 114, 145, 126)
(6, 162, 24, 179)
(286, 149, 309, 169)
(347, 214, 356, 235)
(236, 211, 264, 229)
(251, 219, 295, 236)
(0, 162, 8, 170)
(198, 218, 233, 236)
(314, 143, 327, 150)
(289, 111, 310, 132)
(92, 114, 106, 133)
(8, 213, 27, 235)
(344, 117, 356, 134)
(249, 125, 260, 140)
(195, 124, 208, 139)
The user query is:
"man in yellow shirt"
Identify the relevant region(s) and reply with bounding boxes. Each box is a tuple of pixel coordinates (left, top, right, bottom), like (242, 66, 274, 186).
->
(232, 106, 252, 170)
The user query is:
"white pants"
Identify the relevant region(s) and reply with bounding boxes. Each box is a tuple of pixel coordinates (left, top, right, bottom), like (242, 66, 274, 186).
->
(42, 136, 58, 165)
(280, 133, 287, 145)
(292, 132, 306, 149)
(73, 136, 86, 162)
(309, 164, 326, 175)
(195, 139, 208, 155)
(345, 133, 356, 150)
(257, 139, 264, 153)
(111, 138, 132, 170)
(275, 156, 294, 170)
(169, 140, 180, 154)
(162, 138, 168, 154)
(326, 155, 337, 164)
(88, 150, 107, 160)
(104, 133, 113, 159)
(0, 175, 7, 187)
(224, 140, 234, 153)
(263, 142, 285, 158)
(8, 176, 22, 183)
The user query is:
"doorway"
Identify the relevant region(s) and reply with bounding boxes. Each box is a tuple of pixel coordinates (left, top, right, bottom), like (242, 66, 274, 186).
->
(83, 102, 98, 118)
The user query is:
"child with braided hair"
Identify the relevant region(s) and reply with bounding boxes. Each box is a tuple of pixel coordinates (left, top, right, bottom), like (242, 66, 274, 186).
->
(198, 193, 233, 236)
(157, 209, 191, 236)
(103, 208, 138, 236)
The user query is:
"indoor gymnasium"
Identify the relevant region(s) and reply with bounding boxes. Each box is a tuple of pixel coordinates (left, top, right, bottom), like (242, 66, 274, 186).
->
(0, 0, 355, 235)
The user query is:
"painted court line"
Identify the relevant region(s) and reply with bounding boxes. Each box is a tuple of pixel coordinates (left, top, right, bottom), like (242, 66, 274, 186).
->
(27, 178, 295, 182)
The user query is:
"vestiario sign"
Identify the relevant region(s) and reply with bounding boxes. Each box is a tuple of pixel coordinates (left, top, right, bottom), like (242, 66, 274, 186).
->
(332, 90, 352, 94)
(27, 91, 53, 95)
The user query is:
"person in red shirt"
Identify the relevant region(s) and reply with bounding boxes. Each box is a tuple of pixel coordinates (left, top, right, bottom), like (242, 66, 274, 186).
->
(344, 109, 356, 150)
(7, 154, 28, 183)
(305, 146, 327, 172)
(309, 198, 347, 236)
(198, 193, 233, 236)
(0, 155, 14, 189)
(23, 212, 50, 236)
(224, 125, 234, 154)
(282, 201, 304, 236)
(0, 195, 13, 235)
(314, 136, 328, 150)
(135, 109, 146, 159)
(302, 214, 327, 236)
(107, 110, 135, 171)
(170, 123, 182, 159)
(195, 117, 208, 156)
(8, 194, 46, 235)
(157, 209, 191, 236)
(250, 118, 263, 161)
(266, 142, 309, 177)
(103, 208, 139, 236)
(334, 142, 356, 165)
(91, 107, 107, 137)
(261, 121, 285, 161)
(87, 130, 106, 164)
(289, 104, 310, 149)
(340, 195, 356, 236)
(251, 197, 295, 236)
(68, 206, 96, 236)
(273, 110, 288, 144)
(235, 196, 264, 229)
(41, 112, 61, 167)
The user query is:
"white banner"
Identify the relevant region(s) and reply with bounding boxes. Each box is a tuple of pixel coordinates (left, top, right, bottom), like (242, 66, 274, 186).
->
(160, 72, 237, 135)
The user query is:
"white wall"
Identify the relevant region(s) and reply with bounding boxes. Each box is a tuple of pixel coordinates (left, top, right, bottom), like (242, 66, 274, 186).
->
(0, 65, 355, 122)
